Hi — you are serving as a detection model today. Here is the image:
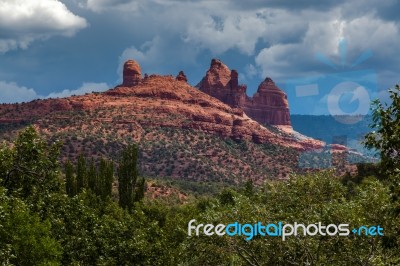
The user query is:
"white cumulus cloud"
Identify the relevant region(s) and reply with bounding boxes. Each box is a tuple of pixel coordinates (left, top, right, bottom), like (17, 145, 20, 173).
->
(184, 14, 268, 55)
(0, 81, 109, 103)
(0, 81, 39, 103)
(0, 0, 87, 53)
(46, 82, 109, 98)
(117, 36, 162, 78)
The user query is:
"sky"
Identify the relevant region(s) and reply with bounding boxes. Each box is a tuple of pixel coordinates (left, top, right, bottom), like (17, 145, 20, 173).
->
(0, 0, 399, 115)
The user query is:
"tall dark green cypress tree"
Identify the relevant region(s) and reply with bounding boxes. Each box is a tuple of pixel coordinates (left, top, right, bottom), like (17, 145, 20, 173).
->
(76, 154, 87, 192)
(134, 177, 146, 202)
(65, 160, 76, 197)
(118, 144, 144, 210)
(106, 160, 114, 198)
(87, 159, 97, 194)
(99, 158, 114, 199)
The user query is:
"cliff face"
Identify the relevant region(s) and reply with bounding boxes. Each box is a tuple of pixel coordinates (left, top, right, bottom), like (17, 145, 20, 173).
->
(196, 59, 291, 126)
(195, 59, 247, 107)
(243, 77, 291, 126)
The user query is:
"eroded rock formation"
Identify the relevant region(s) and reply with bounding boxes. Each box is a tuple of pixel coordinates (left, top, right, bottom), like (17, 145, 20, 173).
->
(244, 77, 291, 125)
(196, 59, 291, 126)
(122, 60, 142, 86)
(176, 71, 188, 82)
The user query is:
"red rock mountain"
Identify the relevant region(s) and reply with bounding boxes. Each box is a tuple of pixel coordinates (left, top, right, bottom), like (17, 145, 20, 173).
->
(0, 59, 320, 151)
(106, 62, 317, 150)
(196, 59, 291, 126)
(0, 59, 356, 182)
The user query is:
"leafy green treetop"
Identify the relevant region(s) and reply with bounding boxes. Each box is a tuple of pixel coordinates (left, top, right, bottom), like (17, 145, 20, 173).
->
(365, 85, 400, 175)
(0, 126, 62, 200)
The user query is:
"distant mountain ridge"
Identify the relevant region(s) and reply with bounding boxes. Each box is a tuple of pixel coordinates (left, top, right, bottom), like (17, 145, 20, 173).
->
(291, 114, 373, 155)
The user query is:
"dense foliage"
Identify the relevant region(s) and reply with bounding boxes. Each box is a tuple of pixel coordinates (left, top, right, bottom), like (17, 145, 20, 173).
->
(0, 127, 397, 265)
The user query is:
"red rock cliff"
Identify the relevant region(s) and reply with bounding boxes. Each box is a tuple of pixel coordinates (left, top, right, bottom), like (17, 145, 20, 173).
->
(196, 59, 291, 126)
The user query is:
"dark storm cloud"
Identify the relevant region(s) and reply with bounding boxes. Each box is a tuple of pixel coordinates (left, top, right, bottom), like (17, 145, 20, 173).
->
(229, 0, 347, 11)
(338, 0, 400, 22)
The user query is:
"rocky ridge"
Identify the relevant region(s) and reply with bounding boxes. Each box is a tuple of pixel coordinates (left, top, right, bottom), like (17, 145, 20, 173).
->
(0, 59, 327, 151)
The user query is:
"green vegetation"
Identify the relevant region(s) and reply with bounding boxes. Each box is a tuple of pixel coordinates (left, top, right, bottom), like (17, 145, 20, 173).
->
(0, 127, 397, 265)
(0, 85, 399, 264)
(118, 143, 145, 211)
(0, 103, 366, 181)
(65, 156, 114, 200)
(365, 84, 400, 175)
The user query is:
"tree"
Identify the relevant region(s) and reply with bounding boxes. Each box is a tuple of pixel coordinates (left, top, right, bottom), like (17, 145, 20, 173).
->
(365, 84, 400, 175)
(0, 126, 62, 200)
(118, 144, 145, 210)
(65, 156, 114, 199)
(364, 84, 400, 256)
(0, 187, 62, 265)
(87, 158, 97, 194)
(99, 158, 114, 199)
(76, 154, 87, 192)
(65, 159, 77, 197)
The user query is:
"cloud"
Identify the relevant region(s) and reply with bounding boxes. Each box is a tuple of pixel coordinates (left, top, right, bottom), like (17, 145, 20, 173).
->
(80, 0, 308, 57)
(117, 35, 200, 82)
(229, 0, 347, 11)
(46, 82, 109, 98)
(2, 0, 400, 109)
(184, 14, 268, 55)
(244, 64, 259, 79)
(0, 0, 87, 53)
(0, 81, 39, 104)
(119, 37, 161, 67)
(254, 10, 400, 83)
(0, 81, 109, 103)
(181, 7, 308, 56)
(79, 0, 141, 13)
(117, 36, 163, 81)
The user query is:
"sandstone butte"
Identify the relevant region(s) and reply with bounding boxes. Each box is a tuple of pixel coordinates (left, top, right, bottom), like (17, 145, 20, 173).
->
(196, 58, 291, 127)
(0, 59, 329, 151)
